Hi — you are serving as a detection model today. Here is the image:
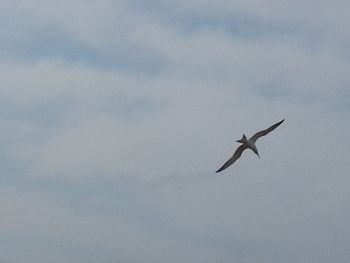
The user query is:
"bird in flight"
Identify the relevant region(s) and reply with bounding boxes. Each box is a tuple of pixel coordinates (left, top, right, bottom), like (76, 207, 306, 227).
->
(216, 119, 284, 173)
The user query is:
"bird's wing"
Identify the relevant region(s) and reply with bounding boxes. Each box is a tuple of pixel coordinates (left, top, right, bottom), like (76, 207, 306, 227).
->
(216, 144, 248, 173)
(249, 119, 284, 143)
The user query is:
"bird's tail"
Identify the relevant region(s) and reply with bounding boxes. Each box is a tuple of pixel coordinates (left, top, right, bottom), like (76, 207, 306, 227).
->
(236, 134, 247, 143)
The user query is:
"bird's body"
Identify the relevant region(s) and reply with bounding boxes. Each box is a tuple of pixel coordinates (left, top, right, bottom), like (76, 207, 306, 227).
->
(216, 119, 284, 173)
(238, 135, 259, 155)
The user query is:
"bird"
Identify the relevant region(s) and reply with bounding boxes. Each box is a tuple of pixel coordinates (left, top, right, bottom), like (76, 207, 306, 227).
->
(216, 119, 284, 173)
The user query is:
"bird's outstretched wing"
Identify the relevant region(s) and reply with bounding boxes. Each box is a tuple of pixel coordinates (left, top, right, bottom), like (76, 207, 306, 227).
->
(249, 119, 284, 143)
(216, 144, 248, 173)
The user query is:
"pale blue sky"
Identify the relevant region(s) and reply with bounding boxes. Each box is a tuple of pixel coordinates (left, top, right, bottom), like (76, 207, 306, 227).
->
(0, 1, 349, 262)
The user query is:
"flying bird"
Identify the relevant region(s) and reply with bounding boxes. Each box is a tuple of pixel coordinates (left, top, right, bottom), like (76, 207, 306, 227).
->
(216, 119, 284, 173)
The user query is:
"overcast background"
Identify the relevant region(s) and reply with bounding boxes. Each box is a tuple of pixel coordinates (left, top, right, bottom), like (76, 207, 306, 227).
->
(0, 0, 350, 262)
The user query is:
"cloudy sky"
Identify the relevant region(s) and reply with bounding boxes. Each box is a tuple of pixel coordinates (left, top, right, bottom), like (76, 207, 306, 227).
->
(0, 0, 350, 262)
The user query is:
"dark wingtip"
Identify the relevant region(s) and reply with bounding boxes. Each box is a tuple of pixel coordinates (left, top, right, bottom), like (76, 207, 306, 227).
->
(277, 119, 285, 125)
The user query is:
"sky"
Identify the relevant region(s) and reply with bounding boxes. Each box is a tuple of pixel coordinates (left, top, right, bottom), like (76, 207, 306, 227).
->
(0, 0, 350, 262)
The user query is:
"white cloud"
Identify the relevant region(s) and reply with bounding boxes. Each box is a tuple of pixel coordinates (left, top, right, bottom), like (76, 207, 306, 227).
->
(0, 0, 350, 262)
